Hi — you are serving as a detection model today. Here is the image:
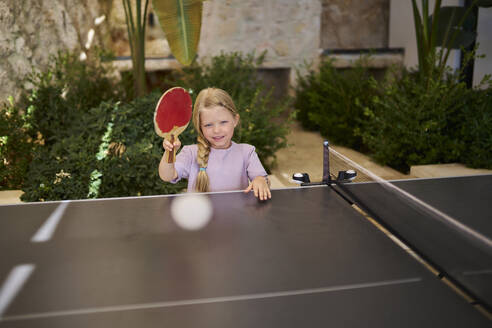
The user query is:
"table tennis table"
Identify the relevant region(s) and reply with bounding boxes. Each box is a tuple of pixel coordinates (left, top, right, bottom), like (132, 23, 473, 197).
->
(1, 171, 491, 327)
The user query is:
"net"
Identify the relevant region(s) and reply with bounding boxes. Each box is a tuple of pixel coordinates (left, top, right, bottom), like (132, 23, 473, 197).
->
(325, 142, 492, 252)
(323, 140, 492, 308)
(324, 142, 492, 262)
(328, 148, 374, 183)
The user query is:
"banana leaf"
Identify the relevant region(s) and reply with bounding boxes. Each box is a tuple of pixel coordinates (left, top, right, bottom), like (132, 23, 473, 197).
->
(152, 0, 203, 66)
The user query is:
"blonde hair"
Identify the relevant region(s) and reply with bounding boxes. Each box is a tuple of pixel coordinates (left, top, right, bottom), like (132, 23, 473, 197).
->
(193, 87, 238, 192)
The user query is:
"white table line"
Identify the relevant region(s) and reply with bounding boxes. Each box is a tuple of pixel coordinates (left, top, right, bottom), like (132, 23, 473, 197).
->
(0, 277, 421, 322)
(31, 201, 69, 243)
(0, 264, 35, 318)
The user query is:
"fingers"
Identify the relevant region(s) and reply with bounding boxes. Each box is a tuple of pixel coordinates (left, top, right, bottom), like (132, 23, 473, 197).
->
(162, 138, 181, 153)
(256, 185, 272, 201)
(253, 184, 259, 199)
(244, 184, 253, 193)
(246, 183, 271, 201)
(162, 139, 173, 152)
(173, 137, 182, 150)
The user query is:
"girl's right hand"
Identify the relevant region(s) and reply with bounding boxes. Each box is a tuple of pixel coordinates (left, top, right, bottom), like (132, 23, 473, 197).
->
(162, 137, 181, 153)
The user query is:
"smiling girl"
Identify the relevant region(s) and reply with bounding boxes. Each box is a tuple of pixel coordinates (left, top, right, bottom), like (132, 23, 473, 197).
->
(159, 87, 271, 200)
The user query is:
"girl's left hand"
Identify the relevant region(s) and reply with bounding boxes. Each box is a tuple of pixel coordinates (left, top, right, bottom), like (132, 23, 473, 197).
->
(244, 176, 271, 201)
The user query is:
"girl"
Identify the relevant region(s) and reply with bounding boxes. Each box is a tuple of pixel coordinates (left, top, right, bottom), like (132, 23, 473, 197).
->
(159, 87, 271, 200)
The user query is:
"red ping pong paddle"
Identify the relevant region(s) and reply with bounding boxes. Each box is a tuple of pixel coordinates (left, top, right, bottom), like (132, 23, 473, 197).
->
(154, 87, 193, 163)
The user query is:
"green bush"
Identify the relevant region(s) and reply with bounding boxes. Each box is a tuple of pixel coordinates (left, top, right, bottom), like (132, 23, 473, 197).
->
(21, 51, 291, 201)
(359, 69, 490, 172)
(23, 50, 128, 146)
(170, 52, 292, 170)
(294, 58, 379, 149)
(0, 49, 128, 191)
(457, 86, 492, 169)
(0, 97, 36, 190)
(21, 95, 188, 202)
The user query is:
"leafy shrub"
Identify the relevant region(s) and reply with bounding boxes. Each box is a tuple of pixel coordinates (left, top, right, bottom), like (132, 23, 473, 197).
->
(22, 49, 128, 146)
(358, 69, 486, 172)
(21, 96, 187, 202)
(21, 52, 292, 201)
(170, 52, 292, 169)
(96, 94, 190, 198)
(0, 97, 36, 190)
(294, 58, 379, 149)
(0, 49, 128, 192)
(457, 86, 492, 169)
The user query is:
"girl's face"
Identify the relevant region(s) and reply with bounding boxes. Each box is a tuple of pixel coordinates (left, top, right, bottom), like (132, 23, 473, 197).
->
(200, 105, 239, 149)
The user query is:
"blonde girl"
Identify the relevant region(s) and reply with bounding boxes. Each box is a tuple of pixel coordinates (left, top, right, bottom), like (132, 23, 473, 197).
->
(159, 87, 271, 200)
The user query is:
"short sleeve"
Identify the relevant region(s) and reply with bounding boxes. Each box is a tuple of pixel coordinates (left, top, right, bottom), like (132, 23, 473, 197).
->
(244, 145, 268, 181)
(170, 146, 193, 184)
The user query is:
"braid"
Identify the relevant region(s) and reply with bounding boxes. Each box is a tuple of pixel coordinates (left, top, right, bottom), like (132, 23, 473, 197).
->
(192, 87, 238, 193)
(195, 135, 210, 192)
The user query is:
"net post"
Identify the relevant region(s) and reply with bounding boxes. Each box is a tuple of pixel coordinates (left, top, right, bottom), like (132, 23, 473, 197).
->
(322, 140, 330, 184)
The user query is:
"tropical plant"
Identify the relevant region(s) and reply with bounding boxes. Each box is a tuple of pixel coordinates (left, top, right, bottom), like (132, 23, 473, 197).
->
(122, 0, 150, 97)
(123, 0, 203, 97)
(152, 0, 203, 66)
(411, 0, 492, 84)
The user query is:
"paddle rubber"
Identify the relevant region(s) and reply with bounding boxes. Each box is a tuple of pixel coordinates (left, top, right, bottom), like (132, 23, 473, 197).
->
(154, 87, 192, 163)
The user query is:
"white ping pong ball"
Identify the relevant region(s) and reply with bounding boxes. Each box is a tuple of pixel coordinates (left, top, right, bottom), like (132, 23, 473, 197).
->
(170, 194, 213, 230)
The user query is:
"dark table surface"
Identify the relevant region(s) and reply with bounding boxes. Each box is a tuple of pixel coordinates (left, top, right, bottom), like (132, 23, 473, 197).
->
(0, 183, 490, 327)
(340, 174, 492, 309)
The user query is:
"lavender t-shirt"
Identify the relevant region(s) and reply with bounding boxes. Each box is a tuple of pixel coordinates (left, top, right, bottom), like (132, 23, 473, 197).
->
(171, 142, 267, 192)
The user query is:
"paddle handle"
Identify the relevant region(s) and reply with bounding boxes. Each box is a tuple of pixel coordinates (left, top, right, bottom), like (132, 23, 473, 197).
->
(166, 135, 176, 163)
(162, 125, 187, 164)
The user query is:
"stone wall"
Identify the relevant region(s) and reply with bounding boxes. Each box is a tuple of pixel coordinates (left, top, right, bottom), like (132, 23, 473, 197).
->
(0, 0, 109, 104)
(321, 0, 389, 49)
(106, 0, 389, 63)
(108, 0, 321, 85)
(1, 0, 393, 104)
(199, 0, 321, 69)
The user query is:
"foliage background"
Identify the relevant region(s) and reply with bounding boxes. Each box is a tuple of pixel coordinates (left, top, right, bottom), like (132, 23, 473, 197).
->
(294, 58, 378, 150)
(2, 48, 491, 202)
(2, 51, 292, 202)
(294, 58, 492, 173)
